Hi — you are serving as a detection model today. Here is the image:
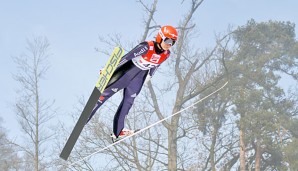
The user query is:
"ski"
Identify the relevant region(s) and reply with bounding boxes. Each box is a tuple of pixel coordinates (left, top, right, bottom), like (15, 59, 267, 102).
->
(68, 81, 229, 166)
(60, 47, 124, 161)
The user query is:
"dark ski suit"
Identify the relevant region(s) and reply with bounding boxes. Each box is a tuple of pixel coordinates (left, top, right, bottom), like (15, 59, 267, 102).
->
(87, 41, 171, 137)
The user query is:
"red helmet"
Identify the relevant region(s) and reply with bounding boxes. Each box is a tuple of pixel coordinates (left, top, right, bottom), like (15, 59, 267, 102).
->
(156, 25, 178, 45)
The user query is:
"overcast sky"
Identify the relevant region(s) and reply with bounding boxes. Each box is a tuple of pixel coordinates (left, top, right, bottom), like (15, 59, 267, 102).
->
(1, 0, 297, 143)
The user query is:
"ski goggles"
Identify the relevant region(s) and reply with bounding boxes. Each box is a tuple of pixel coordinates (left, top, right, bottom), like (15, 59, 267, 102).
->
(164, 38, 176, 46)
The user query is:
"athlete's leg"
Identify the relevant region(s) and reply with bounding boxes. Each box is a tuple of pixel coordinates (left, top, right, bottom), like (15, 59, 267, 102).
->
(113, 71, 148, 137)
(86, 88, 117, 123)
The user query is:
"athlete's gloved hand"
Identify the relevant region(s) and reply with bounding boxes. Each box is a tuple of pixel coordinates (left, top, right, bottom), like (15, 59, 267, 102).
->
(99, 68, 104, 75)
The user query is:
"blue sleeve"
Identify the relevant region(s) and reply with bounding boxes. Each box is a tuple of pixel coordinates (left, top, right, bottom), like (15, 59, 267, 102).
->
(118, 42, 149, 66)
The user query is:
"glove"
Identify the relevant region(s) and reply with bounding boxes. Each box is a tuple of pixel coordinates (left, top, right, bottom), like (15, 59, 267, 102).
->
(99, 68, 104, 75)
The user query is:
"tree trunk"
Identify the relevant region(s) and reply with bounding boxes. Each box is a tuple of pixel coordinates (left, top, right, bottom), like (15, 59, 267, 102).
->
(34, 50, 40, 171)
(168, 126, 178, 171)
(35, 80, 39, 171)
(239, 126, 246, 171)
(255, 140, 261, 171)
(210, 126, 218, 171)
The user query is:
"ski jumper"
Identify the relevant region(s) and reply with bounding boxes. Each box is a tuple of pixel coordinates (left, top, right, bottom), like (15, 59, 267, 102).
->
(87, 41, 171, 137)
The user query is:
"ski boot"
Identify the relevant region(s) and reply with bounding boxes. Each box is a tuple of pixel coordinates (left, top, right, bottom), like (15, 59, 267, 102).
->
(111, 128, 139, 143)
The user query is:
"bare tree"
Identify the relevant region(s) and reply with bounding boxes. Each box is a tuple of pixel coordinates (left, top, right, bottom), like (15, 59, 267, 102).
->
(145, 0, 230, 170)
(13, 36, 55, 171)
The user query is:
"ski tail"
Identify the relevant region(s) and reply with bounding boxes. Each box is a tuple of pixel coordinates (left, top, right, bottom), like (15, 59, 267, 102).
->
(59, 87, 101, 160)
(59, 47, 124, 161)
